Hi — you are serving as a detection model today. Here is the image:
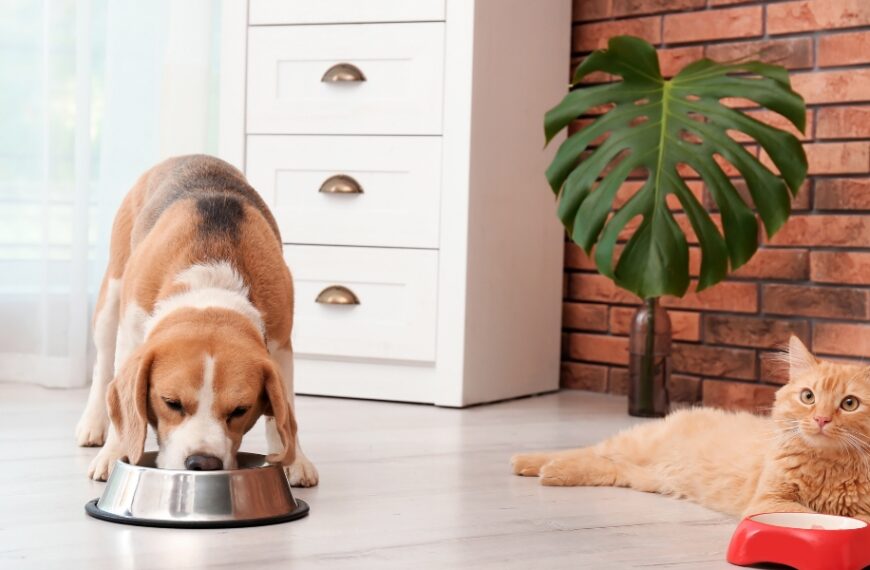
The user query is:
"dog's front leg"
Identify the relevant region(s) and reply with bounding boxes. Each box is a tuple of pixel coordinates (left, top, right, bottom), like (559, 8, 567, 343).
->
(76, 277, 121, 447)
(267, 345, 318, 487)
(87, 424, 125, 481)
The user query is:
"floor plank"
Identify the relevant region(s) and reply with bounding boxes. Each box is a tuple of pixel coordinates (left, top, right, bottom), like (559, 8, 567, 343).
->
(0, 384, 738, 569)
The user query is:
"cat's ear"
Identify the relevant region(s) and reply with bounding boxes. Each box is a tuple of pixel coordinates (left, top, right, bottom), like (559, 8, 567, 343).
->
(788, 335, 817, 379)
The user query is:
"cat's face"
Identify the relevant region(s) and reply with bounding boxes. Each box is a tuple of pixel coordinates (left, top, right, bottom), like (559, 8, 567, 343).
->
(772, 336, 870, 451)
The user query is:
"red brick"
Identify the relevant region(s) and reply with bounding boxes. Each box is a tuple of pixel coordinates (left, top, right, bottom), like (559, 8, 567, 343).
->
(814, 178, 870, 210)
(663, 6, 762, 44)
(762, 284, 869, 320)
(733, 249, 809, 280)
(662, 281, 758, 313)
(608, 306, 636, 336)
(668, 310, 703, 342)
(762, 143, 870, 175)
(813, 323, 870, 358)
(561, 362, 608, 391)
(702, 380, 777, 413)
(572, 0, 611, 22)
(574, 16, 661, 52)
(613, 0, 705, 17)
(711, 0, 754, 4)
(810, 251, 870, 285)
(660, 46, 704, 77)
(791, 180, 812, 211)
(569, 274, 641, 304)
(768, 352, 870, 379)
(688, 247, 702, 277)
(704, 315, 810, 349)
(816, 106, 870, 140)
(563, 302, 609, 331)
(768, 0, 870, 35)
(818, 30, 870, 66)
(741, 108, 810, 141)
(705, 38, 813, 70)
(807, 142, 870, 174)
(760, 351, 790, 385)
(768, 215, 870, 247)
(608, 367, 629, 396)
(721, 97, 761, 110)
(792, 70, 870, 104)
(669, 374, 702, 404)
(609, 306, 700, 341)
(568, 333, 629, 365)
(704, 180, 809, 212)
(672, 343, 757, 380)
(565, 242, 597, 270)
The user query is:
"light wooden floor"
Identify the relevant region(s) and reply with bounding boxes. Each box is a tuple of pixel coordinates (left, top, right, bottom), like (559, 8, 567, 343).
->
(0, 383, 740, 569)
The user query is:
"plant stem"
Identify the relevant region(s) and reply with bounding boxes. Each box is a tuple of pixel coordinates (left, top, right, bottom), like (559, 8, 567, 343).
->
(640, 296, 656, 413)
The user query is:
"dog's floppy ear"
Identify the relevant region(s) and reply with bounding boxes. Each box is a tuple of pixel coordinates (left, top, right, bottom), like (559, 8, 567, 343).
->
(107, 347, 154, 465)
(262, 361, 297, 466)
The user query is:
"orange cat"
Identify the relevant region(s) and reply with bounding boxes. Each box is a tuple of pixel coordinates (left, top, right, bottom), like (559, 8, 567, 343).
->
(512, 336, 870, 520)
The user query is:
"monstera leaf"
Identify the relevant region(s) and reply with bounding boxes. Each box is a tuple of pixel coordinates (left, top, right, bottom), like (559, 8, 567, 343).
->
(545, 36, 807, 299)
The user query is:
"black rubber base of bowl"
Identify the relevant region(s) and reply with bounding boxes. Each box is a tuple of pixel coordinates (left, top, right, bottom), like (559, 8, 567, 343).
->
(85, 498, 309, 529)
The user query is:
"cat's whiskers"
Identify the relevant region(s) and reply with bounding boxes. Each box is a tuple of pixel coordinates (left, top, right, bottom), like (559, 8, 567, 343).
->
(764, 419, 802, 445)
(830, 428, 870, 474)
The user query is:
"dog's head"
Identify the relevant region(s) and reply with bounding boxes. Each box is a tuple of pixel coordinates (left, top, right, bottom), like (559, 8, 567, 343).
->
(106, 309, 295, 470)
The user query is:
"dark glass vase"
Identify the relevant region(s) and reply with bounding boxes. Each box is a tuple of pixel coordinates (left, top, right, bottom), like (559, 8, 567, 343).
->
(628, 297, 671, 417)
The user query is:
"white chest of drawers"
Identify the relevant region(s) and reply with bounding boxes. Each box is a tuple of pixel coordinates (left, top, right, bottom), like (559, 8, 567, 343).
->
(218, 0, 570, 407)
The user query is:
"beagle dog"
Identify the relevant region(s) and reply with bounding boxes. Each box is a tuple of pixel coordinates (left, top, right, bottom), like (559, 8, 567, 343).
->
(75, 155, 318, 486)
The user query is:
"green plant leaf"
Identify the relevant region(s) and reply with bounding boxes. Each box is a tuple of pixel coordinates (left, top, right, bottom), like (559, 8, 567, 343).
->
(545, 35, 807, 299)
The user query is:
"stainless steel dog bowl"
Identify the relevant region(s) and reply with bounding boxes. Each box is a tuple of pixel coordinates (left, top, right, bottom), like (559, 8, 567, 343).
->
(85, 452, 309, 528)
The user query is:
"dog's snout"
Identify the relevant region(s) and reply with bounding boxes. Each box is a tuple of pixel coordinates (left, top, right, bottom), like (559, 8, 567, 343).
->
(184, 454, 223, 471)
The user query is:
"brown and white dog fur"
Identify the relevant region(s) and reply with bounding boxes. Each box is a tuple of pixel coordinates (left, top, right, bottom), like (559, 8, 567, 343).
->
(75, 155, 318, 486)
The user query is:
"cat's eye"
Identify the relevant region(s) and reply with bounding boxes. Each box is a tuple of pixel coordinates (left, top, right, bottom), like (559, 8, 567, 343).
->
(799, 389, 815, 405)
(841, 396, 860, 412)
(163, 398, 184, 414)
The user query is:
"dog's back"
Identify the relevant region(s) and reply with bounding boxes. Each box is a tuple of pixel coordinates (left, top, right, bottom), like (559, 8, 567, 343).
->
(132, 154, 281, 248)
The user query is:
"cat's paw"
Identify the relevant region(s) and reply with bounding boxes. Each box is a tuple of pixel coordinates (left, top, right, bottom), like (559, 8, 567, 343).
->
(539, 459, 581, 486)
(511, 452, 553, 477)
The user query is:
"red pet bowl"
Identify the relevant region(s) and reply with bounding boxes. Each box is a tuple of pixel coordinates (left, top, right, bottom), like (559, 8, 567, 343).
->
(727, 512, 870, 570)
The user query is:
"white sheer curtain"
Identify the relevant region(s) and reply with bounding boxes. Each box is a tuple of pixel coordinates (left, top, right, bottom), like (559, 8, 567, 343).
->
(0, 0, 221, 388)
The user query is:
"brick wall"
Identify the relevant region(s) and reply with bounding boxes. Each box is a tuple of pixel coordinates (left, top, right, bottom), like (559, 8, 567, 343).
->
(562, 0, 870, 411)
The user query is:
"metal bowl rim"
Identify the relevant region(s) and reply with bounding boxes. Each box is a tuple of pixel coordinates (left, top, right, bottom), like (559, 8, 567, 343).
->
(116, 451, 277, 475)
(85, 498, 309, 529)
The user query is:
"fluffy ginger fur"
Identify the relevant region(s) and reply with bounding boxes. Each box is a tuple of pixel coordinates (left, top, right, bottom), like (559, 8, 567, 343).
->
(512, 336, 870, 520)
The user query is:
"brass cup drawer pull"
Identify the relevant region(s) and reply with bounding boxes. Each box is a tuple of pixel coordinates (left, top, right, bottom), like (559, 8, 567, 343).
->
(319, 174, 364, 195)
(321, 63, 366, 83)
(315, 285, 360, 306)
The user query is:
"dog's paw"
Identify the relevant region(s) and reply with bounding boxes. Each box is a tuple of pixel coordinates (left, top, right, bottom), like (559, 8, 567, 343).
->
(284, 457, 319, 487)
(76, 409, 108, 447)
(88, 446, 122, 481)
(511, 452, 552, 477)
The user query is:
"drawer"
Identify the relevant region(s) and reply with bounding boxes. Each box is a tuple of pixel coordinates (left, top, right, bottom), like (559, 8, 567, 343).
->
(247, 23, 444, 135)
(249, 0, 445, 25)
(285, 246, 438, 363)
(247, 135, 442, 249)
